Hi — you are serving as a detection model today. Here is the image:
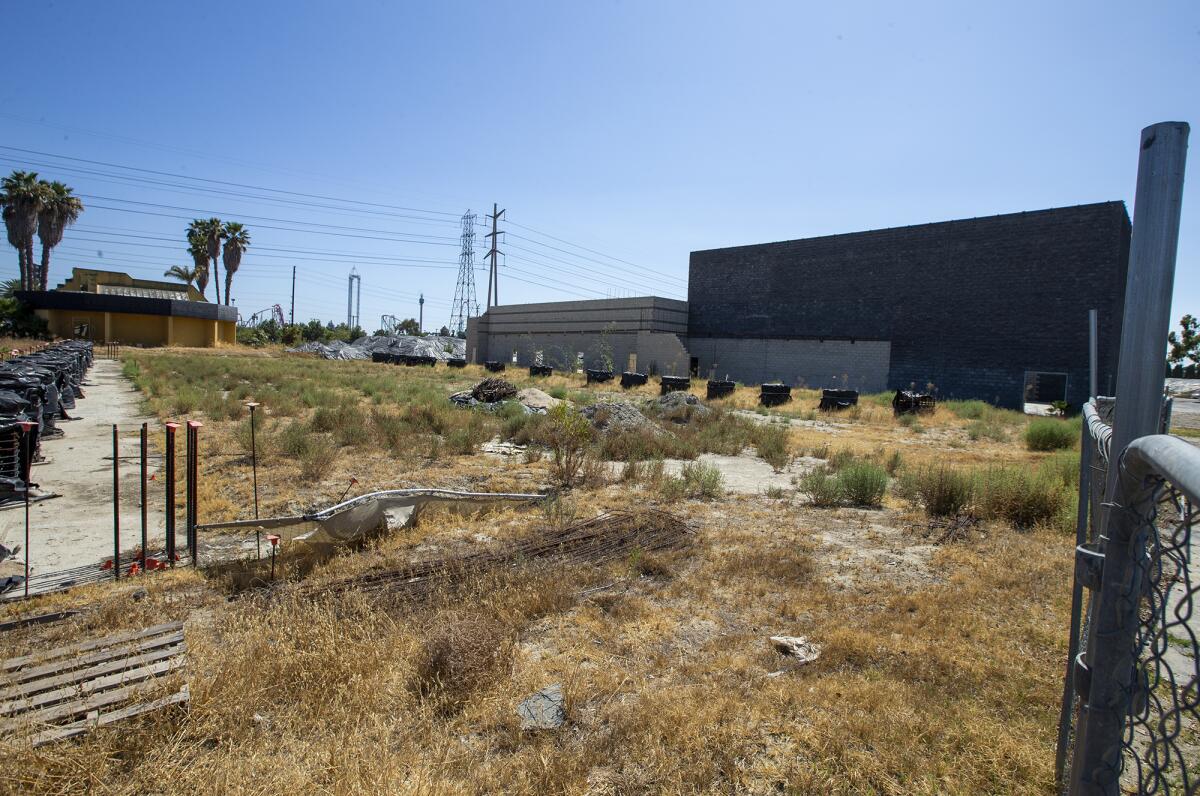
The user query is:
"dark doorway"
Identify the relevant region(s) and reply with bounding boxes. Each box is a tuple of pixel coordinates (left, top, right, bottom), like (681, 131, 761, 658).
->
(1023, 371, 1068, 404)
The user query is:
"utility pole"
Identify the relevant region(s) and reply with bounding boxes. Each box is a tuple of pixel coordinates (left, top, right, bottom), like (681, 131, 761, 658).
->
(419, 293, 424, 334)
(290, 266, 296, 325)
(484, 203, 505, 308)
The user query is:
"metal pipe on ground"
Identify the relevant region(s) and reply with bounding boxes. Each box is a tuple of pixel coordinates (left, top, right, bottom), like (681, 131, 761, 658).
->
(111, 425, 119, 583)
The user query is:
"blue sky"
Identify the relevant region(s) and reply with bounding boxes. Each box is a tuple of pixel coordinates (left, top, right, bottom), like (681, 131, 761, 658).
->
(1, 1, 1196, 333)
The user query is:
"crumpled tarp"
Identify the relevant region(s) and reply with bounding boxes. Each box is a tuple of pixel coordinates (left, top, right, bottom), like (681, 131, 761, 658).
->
(196, 488, 545, 558)
(288, 335, 466, 361)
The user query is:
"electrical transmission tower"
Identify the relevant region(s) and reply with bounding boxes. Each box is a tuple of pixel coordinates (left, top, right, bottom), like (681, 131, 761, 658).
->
(484, 203, 505, 308)
(449, 211, 477, 335)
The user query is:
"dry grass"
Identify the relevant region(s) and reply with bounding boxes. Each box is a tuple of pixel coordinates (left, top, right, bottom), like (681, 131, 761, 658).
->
(0, 347, 1077, 794)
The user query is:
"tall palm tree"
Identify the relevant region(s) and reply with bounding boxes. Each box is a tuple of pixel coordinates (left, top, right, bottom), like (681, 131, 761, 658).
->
(186, 218, 224, 303)
(163, 265, 199, 290)
(221, 222, 250, 306)
(35, 180, 84, 291)
(187, 233, 210, 299)
(1, 171, 45, 291)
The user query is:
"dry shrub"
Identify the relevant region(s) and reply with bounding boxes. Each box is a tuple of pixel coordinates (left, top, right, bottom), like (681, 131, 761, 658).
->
(413, 611, 513, 704)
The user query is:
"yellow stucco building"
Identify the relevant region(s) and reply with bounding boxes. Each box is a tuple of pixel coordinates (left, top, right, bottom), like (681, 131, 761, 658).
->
(19, 268, 237, 347)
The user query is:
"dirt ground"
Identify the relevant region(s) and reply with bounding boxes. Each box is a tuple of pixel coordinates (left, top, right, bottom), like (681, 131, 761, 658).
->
(0, 359, 166, 577)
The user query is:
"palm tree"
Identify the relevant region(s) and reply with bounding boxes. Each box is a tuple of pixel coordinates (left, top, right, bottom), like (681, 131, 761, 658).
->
(221, 222, 250, 305)
(35, 180, 84, 291)
(1, 171, 45, 291)
(187, 233, 210, 299)
(186, 218, 224, 303)
(163, 265, 199, 290)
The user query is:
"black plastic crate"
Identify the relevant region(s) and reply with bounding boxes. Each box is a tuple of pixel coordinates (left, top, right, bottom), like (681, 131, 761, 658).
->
(620, 372, 648, 388)
(586, 369, 614, 384)
(484, 361, 506, 373)
(660, 376, 690, 395)
(760, 383, 792, 406)
(819, 389, 858, 411)
(707, 380, 736, 400)
(446, 358, 467, 368)
(529, 365, 553, 377)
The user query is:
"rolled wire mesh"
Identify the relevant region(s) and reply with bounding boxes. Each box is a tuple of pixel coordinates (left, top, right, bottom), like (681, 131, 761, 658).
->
(302, 509, 693, 604)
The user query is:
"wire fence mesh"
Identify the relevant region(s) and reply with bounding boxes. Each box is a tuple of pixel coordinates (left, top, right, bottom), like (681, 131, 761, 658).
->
(1059, 402, 1200, 795)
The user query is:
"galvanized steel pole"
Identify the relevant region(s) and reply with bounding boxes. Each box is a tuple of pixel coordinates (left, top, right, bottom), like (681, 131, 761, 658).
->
(1070, 121, 1189, 795)
(112, 425, 120, 582)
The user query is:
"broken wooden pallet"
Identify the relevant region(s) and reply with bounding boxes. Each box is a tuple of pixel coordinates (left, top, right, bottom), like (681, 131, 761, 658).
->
(0, 620, 189, 746)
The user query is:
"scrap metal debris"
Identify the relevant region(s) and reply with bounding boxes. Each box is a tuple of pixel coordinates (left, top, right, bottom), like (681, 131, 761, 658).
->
(307, 509, 693, 603)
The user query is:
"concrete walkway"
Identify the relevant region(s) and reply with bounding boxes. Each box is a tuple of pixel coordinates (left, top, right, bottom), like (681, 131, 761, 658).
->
(0, 359, 166, 577)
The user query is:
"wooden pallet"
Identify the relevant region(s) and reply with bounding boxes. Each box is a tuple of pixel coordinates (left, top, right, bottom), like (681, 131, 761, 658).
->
(0, 620, 189, 746)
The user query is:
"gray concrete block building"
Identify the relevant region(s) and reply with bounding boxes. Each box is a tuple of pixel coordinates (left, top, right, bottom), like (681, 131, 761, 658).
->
(466, 297, 690, 374)
(467, 202, 1131, 408)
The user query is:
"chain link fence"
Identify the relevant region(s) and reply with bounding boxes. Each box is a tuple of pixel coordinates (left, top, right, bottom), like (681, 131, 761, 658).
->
(1057, 400, 1200, 794)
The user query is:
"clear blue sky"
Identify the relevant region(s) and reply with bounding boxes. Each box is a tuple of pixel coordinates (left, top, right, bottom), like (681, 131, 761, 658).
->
(1, 0, 1196, 333)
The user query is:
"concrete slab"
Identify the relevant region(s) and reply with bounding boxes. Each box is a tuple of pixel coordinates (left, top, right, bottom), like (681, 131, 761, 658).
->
(0, 359, 167, 576)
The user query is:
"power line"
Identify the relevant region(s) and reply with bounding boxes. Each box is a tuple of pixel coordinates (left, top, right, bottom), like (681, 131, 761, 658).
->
(0, 145, 463, 218)
(504, 218, 685, 284)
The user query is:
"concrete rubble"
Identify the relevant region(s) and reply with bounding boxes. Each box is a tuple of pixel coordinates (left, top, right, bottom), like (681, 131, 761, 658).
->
(517, 684, 566, 730)
(581, 401, 659, 433)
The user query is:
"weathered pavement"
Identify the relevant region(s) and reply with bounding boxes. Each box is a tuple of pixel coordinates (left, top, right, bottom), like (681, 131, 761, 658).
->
(0, 358, 166, 576)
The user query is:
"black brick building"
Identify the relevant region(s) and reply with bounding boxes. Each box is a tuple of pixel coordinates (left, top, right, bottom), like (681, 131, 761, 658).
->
(687, 202, 1131, 408)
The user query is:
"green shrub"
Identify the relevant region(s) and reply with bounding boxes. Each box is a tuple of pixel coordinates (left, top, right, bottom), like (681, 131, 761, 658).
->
(898, 465, 973, 517)
(945, 399, 989, 420)
(680, 462, 723, 499)
(881, 449, 903, 476)
(838, 462, 888, 507)
(752, 424, 791, 472)
(975, 466, 1067, 528)
(371, 409, 408, 450)
(276, 421, 312, 458)
(446, 415, 487, 455)
(798, 467, 841, 508)
(1024, 418, 1077, 451)
(966, 419, 1008, 442)
(299, 435, 339, 482)
(543, 403, 593, 485)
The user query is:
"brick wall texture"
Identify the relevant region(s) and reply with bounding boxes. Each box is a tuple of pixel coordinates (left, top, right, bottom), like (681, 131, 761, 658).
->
(689, 338, 891, 391)
(688, 202, 1131, 408)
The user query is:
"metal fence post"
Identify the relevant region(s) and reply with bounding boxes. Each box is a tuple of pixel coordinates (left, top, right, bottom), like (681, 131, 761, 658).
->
(186, 421, 202, 565)
(1070, 121, 1189, 795)
(246, 402, 261, 559)
(18, 421, 35, 598)
(140, 422, 148, 565)
(112, 425, 120, 582)
(165, 423, 179, 566)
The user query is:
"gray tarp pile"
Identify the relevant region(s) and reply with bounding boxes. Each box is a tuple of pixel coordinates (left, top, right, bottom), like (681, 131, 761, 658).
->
(288, 334, 466, 361)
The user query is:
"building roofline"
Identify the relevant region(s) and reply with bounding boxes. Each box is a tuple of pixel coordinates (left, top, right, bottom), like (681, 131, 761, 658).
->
(690, 201, 1130, 256)
(15, 290, 238, 323)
